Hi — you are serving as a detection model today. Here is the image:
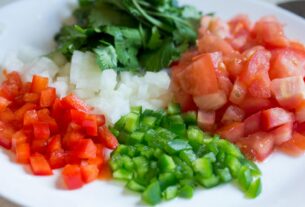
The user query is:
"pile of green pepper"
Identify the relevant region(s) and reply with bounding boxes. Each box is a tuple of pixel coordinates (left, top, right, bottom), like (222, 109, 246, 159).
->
(110, 104, 262, 205)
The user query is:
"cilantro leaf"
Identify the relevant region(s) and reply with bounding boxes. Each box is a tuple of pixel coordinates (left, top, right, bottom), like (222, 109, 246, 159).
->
(94, 45, 118, 70)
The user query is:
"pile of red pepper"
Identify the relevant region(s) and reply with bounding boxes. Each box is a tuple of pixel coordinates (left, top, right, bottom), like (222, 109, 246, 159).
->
(0, 71, 118, 189)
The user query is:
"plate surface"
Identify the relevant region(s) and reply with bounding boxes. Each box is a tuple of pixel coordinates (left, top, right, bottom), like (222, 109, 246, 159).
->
(0, 0, 305, 207)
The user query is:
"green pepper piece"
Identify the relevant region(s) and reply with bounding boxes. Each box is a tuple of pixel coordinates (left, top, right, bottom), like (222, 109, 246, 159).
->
(121, 156, 134, 171)
(131, 106, 142, 114)
(142, 181, 162, 205)
(179, 150, 196, 166)
(162, 185, 178, 200)
(216, 167, 232, 183)
(133, 156, 149, 177)
(203, 152, 217, 162)
(182, 111, 197, 126)
(167, 103, 181, 115)
(246, 178, 262, 198)
(197, 175, 220, 188)
(218, 139, 243, 158)
(113, 169, 133, 180)
(124, 112, 140, 132)
(142, 116, 157, 127)
(126, 180, 146, 192)
(238, 166, 253, 191)
(114, 115, 127, 130)
(159, 172, 177, 190)
(193, 157, 213, 178)
(173, 157, 194, 179)
(178, 185, 194, 199)
(109, 127, 120, 137)
(225, 155, 242, 177)
(241, 159, 262, 177)
(129, 131, 145, 144)
(159, 154, 176, 172)
(187, 127, 204, 150)
(165, 139, 192, 154)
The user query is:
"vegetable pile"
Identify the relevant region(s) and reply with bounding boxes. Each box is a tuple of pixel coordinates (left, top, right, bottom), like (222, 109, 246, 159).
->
(171, 15, 305, 161)
(0, 71, 118, 189)
(110, 104, 262, 205)
(55, 0, 201, 72)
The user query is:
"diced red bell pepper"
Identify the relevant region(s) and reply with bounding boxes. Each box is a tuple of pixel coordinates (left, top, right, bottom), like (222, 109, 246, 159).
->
(96, 114, 106, 126)
(70, 109, 86, 125)
(23, 110, 38, 126)
(0, 108, 15, 123)
(62, 164, 84, 190)
(37, 109, 58, 133)
(33, 122, 50, 140)
(23, 93, 40, 103)
(46, 135, 62, 154)
(99, 163, 113, 180)
(30, 153, 53, 176)
(31, 139, 49, 153)
(0, 121, 15, 149)
(0, 97, 11, 112)
(81, 163, 99, 183)
(61, 94, 91, 113)
(16, 143, 30, 164)
(48, 150, 66, 169)
(11, 130, 28, 151)
(82, 115, 98, 136)
(40, 87, 56, 108)
(15, 103, 36, 121)
(63, 131, 84, 150)
(31, 75, 49, 93)
(98, 126, 119, 149)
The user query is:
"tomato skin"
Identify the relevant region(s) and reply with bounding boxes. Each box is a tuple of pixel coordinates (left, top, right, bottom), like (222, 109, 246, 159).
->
(16, 143, 30, 164)
(279, 132, 305, 156)
(178, 54, 219, 96)
(261, 107, 294, 130)
(62, 164, 84, 190)
(194, 90, 227, 111)
(30, 153, 53, 176)
(31, 75, 49, 93)
(221, 105, 245, 124)
(40, 87, 56, 108)
(98, 126, 119, 150)
(197, 110, 216, 132)
(81, 163, 99, 183)
(61, 94, 91, 113)
(271, 76, 305, 109)
(216, 122, 244, 142)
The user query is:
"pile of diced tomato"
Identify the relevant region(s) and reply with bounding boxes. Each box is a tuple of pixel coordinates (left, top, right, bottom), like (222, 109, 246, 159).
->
(171, 15, 305, 161)
(0, 72, 118, 189)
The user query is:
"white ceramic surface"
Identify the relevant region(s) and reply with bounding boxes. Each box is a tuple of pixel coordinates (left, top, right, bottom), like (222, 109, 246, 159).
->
(0, 0, 305, 207)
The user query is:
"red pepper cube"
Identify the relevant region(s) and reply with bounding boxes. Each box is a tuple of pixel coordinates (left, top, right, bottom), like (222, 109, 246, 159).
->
(62, 164, 84, 190)
(11, 130, 28, 151)
(0, 108, 15, 123)
(15, 103, 36, 121)
(82, 115, 98, 136)
(16, 143, 31, 164)
(33, 122, 50, 140)
(37, 109, 58, 133)
(46, 135, 62, 154)
(80, 163, 99, 183)
(23, 92, 40, 103)
(23, 109, 38, 126)
(98, 126, 119, 149)
(74, 139, 97, 159)
(63, 131, 84, 150)
(96, 114, 106, 126)
(31, 139, 49, 153)
(61, 94, 91, 113)
(0, 122, 15, 149)
(0, 96, 11, 112)
(87, 144, 105, 169)
(40, 87, 56, 108)
(31, 75, 49, 93)
(30, 153, 53, 176)
(70, 109, 86, 125)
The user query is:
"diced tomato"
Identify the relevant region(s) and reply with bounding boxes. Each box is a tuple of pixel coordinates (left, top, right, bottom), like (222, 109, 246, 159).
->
(98, 126, 119, 149)
(23, 110, 38, 126)
(248, 71, 271, 98)
(40, 87, 56, 108)
(269, 49, 305, 79)
(0, 97, 11, 112)
(177, 54, 219, 96)
(252, 16, 289, 48)
(240, 97, 274, 115)
(237, 132, 274, 161)
(33, 122, 50, 140)
(62, 164, 84, 190)
(46, 135, 62, 154)
(61, 94, 91, 113)
(229, 79, 247, 104)
(82, 115, 98, 136)
(271, 123, 293, 145)
(81, 163, 99, 183)
(216, 122, 244, 142)
(73, 139, 97, 159)
(48, 150, 66, 169)
(0, 121, 15, 149)
(30, 75, 48, 93)
(295, 101, 305, 123)
(11, 130, 28, 151)
(30, 153, 53, 176)
(197, 110, 216, 132)
(271, 76, 305, 109)
(23, 93, 40, 103)
(198, 33, 235, 55)
(261, 107, 294, 130)
(172, 83, 197, 112)
(279, 132, 305, 156)
(221, 105, 245, 124)
(14, 103, 36, 121)
(244, 112, 261, 136)
(16, 143, 30, 164)
(194, 90, 227, 111)
(224, 52, 244, 78)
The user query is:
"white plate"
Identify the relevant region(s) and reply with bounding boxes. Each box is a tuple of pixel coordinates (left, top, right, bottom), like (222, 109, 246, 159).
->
(0, 0, 305, 207)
